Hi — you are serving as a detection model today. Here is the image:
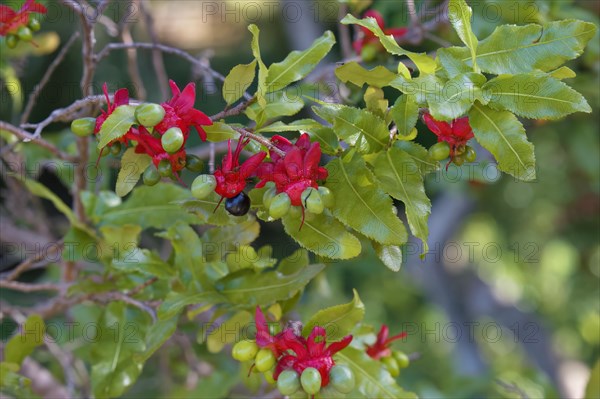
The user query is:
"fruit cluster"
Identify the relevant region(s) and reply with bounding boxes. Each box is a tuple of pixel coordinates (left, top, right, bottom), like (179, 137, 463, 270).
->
(365, 325, 411, 377)
(1, 0, 46, 48)
(423, 112, 477, 167)
(191, 133, 332, 219)
(231, 308, 355, 398)
(71, 81, 212, 181)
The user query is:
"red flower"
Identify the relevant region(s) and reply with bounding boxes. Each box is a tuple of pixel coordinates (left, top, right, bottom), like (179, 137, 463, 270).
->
(274, 327, 352, 387)
(214, 138, 267, 199)
(0, 0, 46, 36)
(94, 83, 131, 143)
(365, 325, 407, 360)
(422, 112, 474, 158)
(128, 126, 187, 173)
(254, 307, 352, 388)
(154, 80, 212, 142)
(255, 133, 328, 206)
(353, 10, 408, 54)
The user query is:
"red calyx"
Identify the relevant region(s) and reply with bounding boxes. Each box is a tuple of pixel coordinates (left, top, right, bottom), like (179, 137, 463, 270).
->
(422, 112, 474, 169)
(365, 325, 407, 360)
(255, 133, 328, 206)
(214, 138, 267, 199)
(0, 0, 46, 36)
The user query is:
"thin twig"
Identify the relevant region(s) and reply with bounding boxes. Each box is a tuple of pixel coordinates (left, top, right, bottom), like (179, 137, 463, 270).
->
(139, 1, 169, 99)
(122, 24, 147, 100)
(0, 280, 67, 292)
(21, 32, 81, 125)
(127, 277, 158, 297)
(2, 241, 62, 282)
(0, 121, 74, 160)
(338, 4, 353, 60)
(233, 127, 285, 157)
(209, 97, 256, 121)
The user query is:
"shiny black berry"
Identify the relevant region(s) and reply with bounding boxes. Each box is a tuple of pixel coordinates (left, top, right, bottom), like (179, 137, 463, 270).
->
(225, 192, 250, 216)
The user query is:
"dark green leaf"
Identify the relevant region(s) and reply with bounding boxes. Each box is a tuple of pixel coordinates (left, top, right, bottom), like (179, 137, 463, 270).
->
(389, 95, 419, 137)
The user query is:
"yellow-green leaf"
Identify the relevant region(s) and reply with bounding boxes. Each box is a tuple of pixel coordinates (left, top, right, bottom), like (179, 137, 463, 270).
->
(335, 62, 397, 88)
(223, 60, 256, 105)
(97, 105, 136, 149)
(302, 289, 365, 340)
(448, 0, 479, 72)
(116, 147, 152, 197)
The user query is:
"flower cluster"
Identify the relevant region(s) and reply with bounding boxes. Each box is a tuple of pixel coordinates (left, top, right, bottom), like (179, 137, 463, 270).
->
(353, 9, 408, 58)
(89, 81, 212, 175)
(365, 325, 411, 377)
(423, 112, 477, 167)
(0, 0, 45, 36)
(232, 307, 354, 397)
(256, 133, 328, 206)
(214, 138, 266, 199)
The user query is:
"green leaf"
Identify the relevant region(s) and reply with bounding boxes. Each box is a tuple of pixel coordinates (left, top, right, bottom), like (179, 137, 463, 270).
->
(90, 302, 151, 399)
(159, 222, 207, 288)
(436, 47, 472, 77)
(549, 66, 576, 80)
(428, 72, 487, 121)
(282, 212, 362, 260)
(223, 60, 256, 105)
(256, 119, 321, 133)
(372, 242, 403, 272)
(97, 105, 136, 149)
(336, 347, 417, 399)
(313, 104, 389, 153)
(325, 155, 408, 245)
(484, 73, 591, 119)
(266, 30, 335, 91)
(204, 122, 238, 142)
(452, 20, 598, 74)
(102, 184, 200, 229)
(245, 90, 304, 127)
(302, 289, 365, 340)
(364, 87, 388, 118)
(389, 94, 419, 137)
(248, 24, 268, 108)
(134, 317, 178, 363)
(201, 219, 260, 262)
(116, 147, 152, 197)
(216, 259, 324, 306)
(4, 315, 45, 366)
(111, 248, 174, 279)
(469, 102, 536, 181)
(448, 0, 479, 72)
(335, 62, 396, 88)
(341, 14, 436, 75)
(157, 291, 226, 320)
(393, 141, 439, 175)
(370, 147, 431, 252)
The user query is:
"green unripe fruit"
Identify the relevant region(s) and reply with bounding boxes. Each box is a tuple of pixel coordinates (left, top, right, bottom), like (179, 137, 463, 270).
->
(98, 147, 110, 157)
(361, 44, 378, 63)
(191, 174, 216, 199)
(300, 367, 322, 395)
(110, 142, 122, 156)
(264, 369, 276, 385)
(453, 154, 465, 166)
(17, 26, 32, 41)
(135, 103, 165, 127)
(71, 117, 96, 137)
(6, 34, 18, 49)
(393, 351, 410, 369)
(161, 127, 184, 154)
(269, 193, 291, 219)
(262, 187, 277, 209)
(277, 369, 300, 396)
(318, 186, 334, 208)
(329, 365, 355, 394)
(157, 159, 173, 177)
(382, 356, 400, 377)
(428, 142, 451, 161)
(254, 348, 276, 373)
(28, 18, 41, 32)
(301, 187, 324, 214)
(142, 166, 161, 186)
(231, 340, 258, 362)
(465, 146, 477, 163)
(184, 154, 204, 172)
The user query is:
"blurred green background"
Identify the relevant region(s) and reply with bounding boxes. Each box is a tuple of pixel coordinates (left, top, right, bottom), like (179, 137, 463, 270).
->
(1, 0, 598, 398)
